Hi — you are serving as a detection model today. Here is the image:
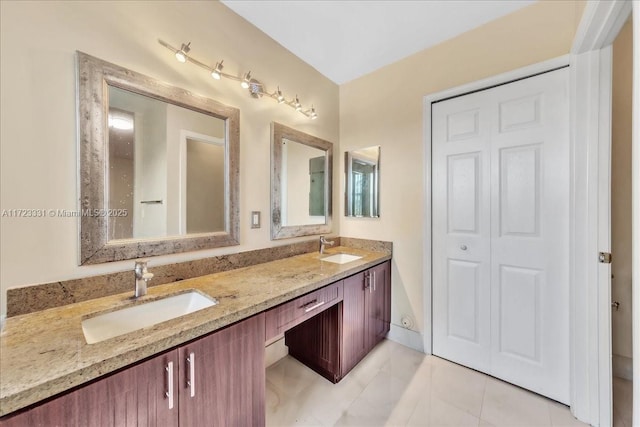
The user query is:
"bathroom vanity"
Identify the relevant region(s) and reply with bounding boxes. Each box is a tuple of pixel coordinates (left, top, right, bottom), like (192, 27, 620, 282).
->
(0, 247, 391, 426)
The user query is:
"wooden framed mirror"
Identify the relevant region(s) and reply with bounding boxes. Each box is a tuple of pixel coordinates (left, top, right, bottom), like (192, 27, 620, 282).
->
(271, 122, 333, 239)
(77, 52, 240, 265)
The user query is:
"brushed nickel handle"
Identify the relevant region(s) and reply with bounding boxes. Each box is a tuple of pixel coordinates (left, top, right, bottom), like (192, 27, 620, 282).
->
(186, 352, 195, 398)
(302, 299, 326, 313)
(165, 361, 174, 410)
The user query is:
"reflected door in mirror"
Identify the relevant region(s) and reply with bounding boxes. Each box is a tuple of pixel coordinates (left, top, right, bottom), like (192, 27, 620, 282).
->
(185, 136, 225, 234)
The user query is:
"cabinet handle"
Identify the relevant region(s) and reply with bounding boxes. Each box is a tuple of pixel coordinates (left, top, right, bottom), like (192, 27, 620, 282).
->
(165, 361, 174, 410)
(301, 299, 326, 313)
(364, 272, 370, 291)
(372, 271, 376, 292)
(186, 351, 195, 398)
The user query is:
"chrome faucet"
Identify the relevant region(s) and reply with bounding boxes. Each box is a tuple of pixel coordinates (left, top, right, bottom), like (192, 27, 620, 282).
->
(133, 260, 154, 298)
(319, 235, 335, 254)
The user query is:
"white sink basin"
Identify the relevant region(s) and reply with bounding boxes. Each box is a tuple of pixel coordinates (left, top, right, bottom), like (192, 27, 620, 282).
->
(321, 253, 362, 264)
(82, 291, 218, 344)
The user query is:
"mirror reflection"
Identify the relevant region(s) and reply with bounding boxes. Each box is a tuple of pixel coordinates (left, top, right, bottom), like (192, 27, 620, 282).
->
(345, 146, 380, 218)
(271, 122, 333, 240)
(281, 138, 326, 226)
(107, 86, 226, 240)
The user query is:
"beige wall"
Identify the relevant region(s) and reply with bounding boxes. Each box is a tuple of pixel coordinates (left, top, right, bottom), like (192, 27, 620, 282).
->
(339, 1, 585, 335)
(0, 1, 339, 318)
(611, 19, 633, 361)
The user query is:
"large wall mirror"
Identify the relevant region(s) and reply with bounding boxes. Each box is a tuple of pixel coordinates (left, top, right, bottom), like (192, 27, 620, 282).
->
(345, 146, 380, 217)
(271, 122, 333, 239)
(77, 52, 240, 265)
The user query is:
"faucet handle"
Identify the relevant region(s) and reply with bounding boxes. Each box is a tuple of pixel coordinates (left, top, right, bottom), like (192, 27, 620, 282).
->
(134, 259, 150, 276)
(320, 235, 335, 245)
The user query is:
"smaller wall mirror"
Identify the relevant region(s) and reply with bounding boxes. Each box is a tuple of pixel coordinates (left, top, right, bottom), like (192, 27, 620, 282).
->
(345, 146, 380, 217)
(271, 122, 333, 239)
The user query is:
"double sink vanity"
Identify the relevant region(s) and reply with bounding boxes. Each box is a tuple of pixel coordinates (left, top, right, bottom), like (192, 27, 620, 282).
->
(0, 244, 391, 425)
(1, 50, 390, 425)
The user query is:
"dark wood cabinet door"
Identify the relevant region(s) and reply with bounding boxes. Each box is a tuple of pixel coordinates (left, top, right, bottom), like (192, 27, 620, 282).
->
(341, 271, 368, 376)
(178, 313, 265, 427)
(0, 350, 179, 427)
(368, 261, 391, 349)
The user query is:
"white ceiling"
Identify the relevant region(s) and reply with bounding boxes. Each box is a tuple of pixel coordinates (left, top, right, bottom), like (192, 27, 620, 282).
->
(221, 0, 536, 84)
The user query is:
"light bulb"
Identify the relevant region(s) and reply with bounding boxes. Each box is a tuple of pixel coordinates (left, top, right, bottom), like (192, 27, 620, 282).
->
(241, 71, 251, 89)
(108, 115, 133, 130)
(211, 61, 223, 80)
(294, 96, 301, 111)
(310, 107, 317, 120)
(175, 42, 191, 63)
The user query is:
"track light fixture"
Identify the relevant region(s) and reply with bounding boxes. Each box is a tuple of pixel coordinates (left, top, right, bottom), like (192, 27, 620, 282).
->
(211, 61, 223, 80)
(276, 87, 285, 104)
(159, 39, 318, 119)
(175, 42, 191, 63)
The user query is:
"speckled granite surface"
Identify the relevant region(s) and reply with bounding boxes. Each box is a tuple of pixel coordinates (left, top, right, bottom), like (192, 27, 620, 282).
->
(6, 239, 341, 317)
(0, 245, 391, 417)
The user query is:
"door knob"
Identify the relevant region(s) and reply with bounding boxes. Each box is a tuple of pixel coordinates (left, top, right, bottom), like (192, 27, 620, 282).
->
(460, 245, 468, 251)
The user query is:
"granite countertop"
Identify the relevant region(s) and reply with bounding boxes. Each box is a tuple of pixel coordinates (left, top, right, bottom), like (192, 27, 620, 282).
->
(0, 246, 391, 417)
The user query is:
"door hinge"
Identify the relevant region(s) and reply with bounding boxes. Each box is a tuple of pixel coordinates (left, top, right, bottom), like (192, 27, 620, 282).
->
(598, 252, 612, 264)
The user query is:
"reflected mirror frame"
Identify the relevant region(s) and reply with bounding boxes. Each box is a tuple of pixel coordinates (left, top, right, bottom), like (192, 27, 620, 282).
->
(271, 122, 333, 240)
(77, 51, 240, 265)
(345, 146, 380, 218)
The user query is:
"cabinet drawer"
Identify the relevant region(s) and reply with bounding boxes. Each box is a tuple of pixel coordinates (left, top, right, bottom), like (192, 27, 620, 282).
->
(265, 281, 343, 344)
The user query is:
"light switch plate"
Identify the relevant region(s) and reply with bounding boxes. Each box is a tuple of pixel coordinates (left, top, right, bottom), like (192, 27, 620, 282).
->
(251, 211, 261, 229)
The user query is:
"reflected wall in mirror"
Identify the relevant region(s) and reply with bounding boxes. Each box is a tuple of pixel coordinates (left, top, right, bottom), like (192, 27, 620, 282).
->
(345, 146, 380, 218)
(271, 122, 333, 239)
(78, 51, 239, 265)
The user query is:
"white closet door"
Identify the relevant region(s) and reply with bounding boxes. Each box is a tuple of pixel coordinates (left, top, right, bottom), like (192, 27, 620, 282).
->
(432, 68, 570, 404)
(488, 69, 569, 403)
(432, 90, 492, 373)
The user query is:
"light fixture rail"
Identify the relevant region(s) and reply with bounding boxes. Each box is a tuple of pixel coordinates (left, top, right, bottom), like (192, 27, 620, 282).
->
(159, 39, 317, 119)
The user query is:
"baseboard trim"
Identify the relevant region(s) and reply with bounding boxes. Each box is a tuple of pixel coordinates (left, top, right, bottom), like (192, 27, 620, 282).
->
(612, 354, 633, 381)
(387, 324, 425, 353)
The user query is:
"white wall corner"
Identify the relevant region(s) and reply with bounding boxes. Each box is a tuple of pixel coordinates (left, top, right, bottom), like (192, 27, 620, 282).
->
(387, 324, 425, 353)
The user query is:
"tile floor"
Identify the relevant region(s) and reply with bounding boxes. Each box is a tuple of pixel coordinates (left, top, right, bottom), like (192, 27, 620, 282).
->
(613, 376, 633, 427)
(265, 339, 589, 427)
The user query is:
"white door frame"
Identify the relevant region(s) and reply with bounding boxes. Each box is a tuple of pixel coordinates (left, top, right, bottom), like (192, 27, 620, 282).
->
(423, 2, 635, 426)
(570, 1, 633, 425)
